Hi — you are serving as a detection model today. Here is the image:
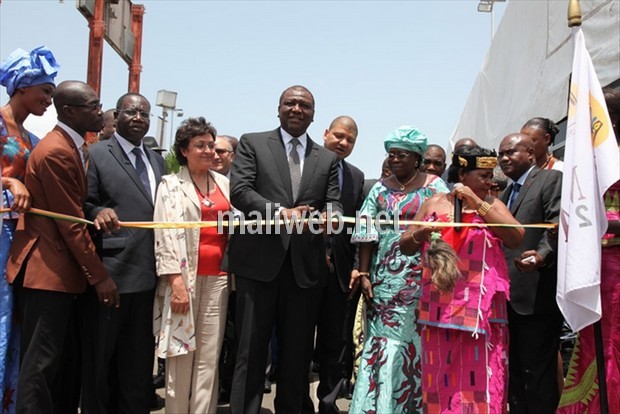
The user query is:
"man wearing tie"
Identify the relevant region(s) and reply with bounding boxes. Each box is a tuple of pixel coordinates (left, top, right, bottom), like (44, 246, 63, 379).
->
(306, 116, 364, 413)
(7, 80, 119, 413)
(229, 85, 342, 414)
(81, 93, 165, 413)
(498, 133, 563, 414)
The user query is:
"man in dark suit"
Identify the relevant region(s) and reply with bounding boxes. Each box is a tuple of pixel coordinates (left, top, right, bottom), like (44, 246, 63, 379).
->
(310, 116, 364, 413)
(7, 80, 119, 413)
(228, 85, 342, 414)
(81, 93, 165, 413)
(498, 133, 563, 414)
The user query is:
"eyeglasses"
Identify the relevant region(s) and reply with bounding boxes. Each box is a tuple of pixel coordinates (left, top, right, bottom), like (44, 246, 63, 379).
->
(387, 151, 414, 160)
(119, 108, 151, 118)
(214, 148, 232, 156)
(191, 142, 216, 151)
(69, 102, 102, 111)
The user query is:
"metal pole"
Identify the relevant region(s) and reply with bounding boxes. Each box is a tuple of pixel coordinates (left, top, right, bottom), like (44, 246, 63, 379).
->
(86, 0, 104, 96)
(158, 109, 167, 149)
(593, 321, 609, 414)
(169, 110, 176, 151)
(128, 4, 144, 93)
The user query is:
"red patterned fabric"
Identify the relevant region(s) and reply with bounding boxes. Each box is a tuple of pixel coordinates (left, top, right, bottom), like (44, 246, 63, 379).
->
(419, 212, 510, 413)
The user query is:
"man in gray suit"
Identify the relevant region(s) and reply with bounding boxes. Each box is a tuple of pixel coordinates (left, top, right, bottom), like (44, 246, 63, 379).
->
(82, 93, 165, 413)
(498, 133, 563, 414)
(229, 85, 342, 414)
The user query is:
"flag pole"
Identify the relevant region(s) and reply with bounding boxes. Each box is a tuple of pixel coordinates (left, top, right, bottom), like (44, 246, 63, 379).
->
(567, 2, 609, 412)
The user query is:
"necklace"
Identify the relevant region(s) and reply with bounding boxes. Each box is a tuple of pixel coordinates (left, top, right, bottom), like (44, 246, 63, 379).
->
(191, 174, 214, 207)
(393, 171, 418, 191)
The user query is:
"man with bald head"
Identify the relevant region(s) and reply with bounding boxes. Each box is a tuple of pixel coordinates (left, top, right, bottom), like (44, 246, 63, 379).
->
(7, 80, 118, 413)
(212, 135, 236, 177)
(229, 85, 341, 413)
(306, 115, 364, 413)
(498, 133, 563, 414)
(454, 137, 477, 151)
(420, 144, 447, 177)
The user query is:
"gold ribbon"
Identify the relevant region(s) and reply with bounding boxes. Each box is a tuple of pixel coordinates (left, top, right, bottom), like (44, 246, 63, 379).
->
(1, 208, 557, 229)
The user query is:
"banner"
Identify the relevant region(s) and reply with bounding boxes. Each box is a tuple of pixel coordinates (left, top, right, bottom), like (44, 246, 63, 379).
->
(556, 27, 620, 332)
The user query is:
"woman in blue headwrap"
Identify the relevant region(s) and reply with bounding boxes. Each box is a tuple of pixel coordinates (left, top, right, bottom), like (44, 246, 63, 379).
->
(348, 126, 449, 413)
(0, 45, 59, 412)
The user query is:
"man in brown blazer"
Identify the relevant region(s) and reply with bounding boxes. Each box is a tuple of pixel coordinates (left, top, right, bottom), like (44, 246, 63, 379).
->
(7, 80, 118, 414)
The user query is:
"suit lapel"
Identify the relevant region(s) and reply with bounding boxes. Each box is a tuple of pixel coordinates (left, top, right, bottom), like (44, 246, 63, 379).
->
(55, 127, 87, 195)
(144, 148, 164, 184)
(510, 167, 540, 214)
(108, 137, 153, 205)
(267, 130, 295, 205)
(340, 161, 353, 210)
(178, 167, 201, 209)
(298, 138, 319, 202)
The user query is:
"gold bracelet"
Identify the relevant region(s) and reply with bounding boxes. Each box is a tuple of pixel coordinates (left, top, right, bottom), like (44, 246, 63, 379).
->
(410, 230, 423, 244)
(358, 271, 370, 277)
(477, 201, 493, 217)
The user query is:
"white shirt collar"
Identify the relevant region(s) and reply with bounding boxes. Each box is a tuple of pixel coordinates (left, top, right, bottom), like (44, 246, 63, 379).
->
(515, 165, 536, 186)
(57, 121, 85, 148)
(114, 132, 146, 156)
(280, 127, 307, 149)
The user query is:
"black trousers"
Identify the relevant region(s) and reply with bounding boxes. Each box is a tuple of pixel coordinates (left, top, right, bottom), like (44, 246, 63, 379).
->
(15, 286, 81, 414)
(508, 304, 564, 414)
(80, 289, 155, 414)
(312, 271, 359, 414)
(231, 255, 322, 414)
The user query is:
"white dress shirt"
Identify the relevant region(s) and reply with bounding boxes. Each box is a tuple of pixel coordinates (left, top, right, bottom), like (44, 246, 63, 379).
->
(57, 121, 87, 167)
(115, 132, 157, 201)
(280, 128, 307, 172)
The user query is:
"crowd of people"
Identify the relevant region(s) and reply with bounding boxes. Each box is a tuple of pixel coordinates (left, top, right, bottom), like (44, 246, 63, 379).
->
(1, 45, 619, 414)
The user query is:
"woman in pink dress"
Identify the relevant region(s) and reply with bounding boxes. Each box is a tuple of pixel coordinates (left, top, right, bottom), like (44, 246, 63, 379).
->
(400, 145, 524, 413)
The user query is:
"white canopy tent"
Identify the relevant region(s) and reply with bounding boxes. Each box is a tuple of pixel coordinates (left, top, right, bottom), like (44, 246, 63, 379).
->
(450, 0, 620, 153)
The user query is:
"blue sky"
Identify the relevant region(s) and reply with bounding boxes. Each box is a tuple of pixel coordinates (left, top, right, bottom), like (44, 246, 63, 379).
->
(0, 0, 505, 177)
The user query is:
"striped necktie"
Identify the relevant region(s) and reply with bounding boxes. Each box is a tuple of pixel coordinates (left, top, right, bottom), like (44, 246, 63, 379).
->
(132, 147, 152, 200)
(288, 138, 301, 200)
(81, 142, 89, 171)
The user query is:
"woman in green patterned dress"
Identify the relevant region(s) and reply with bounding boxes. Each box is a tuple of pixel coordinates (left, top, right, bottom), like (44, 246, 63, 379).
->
(349, 126, 448, 413)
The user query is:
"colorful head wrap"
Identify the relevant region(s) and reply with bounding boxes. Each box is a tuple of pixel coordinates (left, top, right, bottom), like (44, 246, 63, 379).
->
(0, 46, 60, 97)
(451, 151, 498, 170)
(384, 125, 428, 156)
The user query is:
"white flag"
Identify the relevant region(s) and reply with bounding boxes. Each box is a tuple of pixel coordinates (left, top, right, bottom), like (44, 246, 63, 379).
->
(556, 27, 620, 332)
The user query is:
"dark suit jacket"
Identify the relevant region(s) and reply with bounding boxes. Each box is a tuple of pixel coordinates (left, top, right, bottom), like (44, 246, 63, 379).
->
(84, 136, 165, 294)
(7, 126, 109, 293)
(500, 167, 562, 315)
(228, 128, 342, 288)
(331, 160, 364, 292)
(362, 178, 377, 199)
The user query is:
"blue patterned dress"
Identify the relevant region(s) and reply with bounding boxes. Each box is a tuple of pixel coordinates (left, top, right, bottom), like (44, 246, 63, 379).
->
(0, 110, 39, 414)
(350, 175, 448, 414)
